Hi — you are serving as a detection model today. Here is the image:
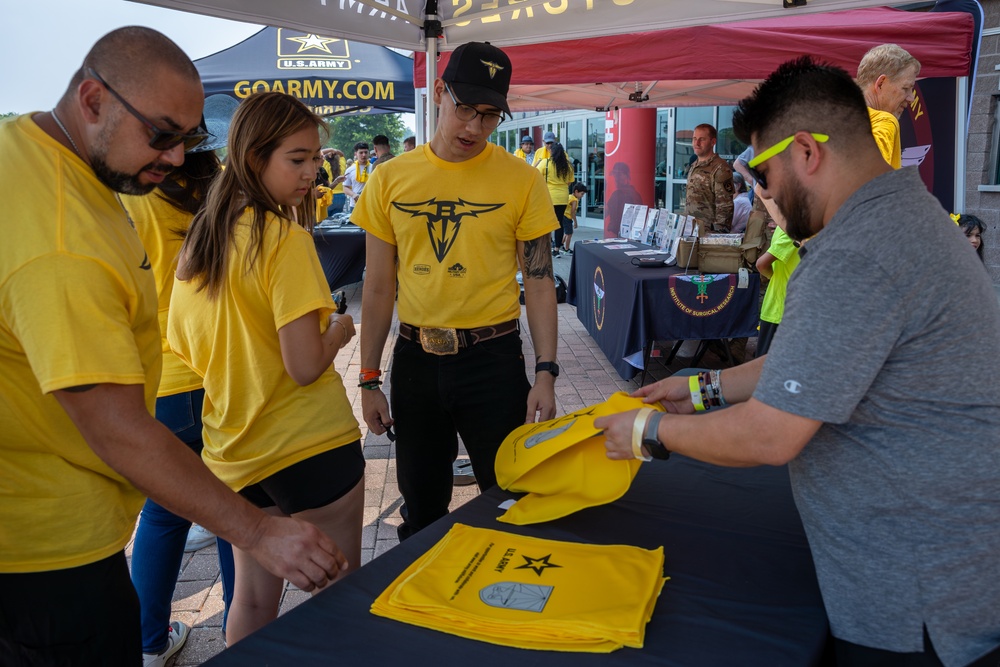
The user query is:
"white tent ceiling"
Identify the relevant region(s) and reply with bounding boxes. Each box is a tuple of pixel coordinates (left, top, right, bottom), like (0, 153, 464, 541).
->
(128, 0, 908, 53)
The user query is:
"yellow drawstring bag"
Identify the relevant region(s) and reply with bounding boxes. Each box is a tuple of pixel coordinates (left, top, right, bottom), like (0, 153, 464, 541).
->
(371, 523, 667, 652)
(494, 392, 661, 525)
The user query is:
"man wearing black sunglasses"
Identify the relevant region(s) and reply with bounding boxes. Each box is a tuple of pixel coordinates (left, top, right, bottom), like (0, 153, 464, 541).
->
(355, 42, 559, 542)
(0, 26, 349, 666)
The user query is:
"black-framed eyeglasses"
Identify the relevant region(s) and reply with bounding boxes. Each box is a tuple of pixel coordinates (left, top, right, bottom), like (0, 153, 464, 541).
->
(87, 67, 209, 152)
(443, 84, 505, 131)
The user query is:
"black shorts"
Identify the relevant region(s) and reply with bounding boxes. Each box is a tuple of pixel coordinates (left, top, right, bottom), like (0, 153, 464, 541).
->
(561, 216, 574, 236)
(239, 441, 365, 514)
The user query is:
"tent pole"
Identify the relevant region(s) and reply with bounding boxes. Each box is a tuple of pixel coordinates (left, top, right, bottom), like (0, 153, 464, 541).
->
(423, 2, 442, 139)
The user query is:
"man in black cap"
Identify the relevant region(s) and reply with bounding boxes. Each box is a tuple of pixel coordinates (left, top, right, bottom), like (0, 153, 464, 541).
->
(354, 42, 559, 540)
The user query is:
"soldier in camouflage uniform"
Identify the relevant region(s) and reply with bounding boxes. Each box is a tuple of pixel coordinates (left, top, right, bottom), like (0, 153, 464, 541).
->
(686, 124, 735, 233)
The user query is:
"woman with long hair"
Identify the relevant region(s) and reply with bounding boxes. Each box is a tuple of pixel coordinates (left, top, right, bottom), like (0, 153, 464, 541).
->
(535, 142, 575, 255)
(168, 92, 364, 645)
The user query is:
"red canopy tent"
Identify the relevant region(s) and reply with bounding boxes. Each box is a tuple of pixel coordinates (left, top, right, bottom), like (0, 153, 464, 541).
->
(414, 7, 973, 112)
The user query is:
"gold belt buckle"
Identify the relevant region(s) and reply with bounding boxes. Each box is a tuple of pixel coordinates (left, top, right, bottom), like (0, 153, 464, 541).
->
(419, 327, 459, 355)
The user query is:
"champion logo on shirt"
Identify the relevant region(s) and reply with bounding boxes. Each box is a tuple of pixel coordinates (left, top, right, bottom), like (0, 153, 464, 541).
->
(784, 380, 803, 394)
(392, 198, 504, 263)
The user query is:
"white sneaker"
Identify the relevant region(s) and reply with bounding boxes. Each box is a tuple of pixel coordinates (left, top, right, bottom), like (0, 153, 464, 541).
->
(184, 524, 215, 552)
(142, 620, 189, 667)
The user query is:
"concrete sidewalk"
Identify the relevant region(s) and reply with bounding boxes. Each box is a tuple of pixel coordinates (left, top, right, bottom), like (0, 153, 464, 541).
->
(135, 224, 729, 665)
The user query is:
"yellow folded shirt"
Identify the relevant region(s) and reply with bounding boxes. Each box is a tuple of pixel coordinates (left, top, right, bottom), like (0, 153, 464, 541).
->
(371, 524, 667, 652)
(494, 392, 661, 525)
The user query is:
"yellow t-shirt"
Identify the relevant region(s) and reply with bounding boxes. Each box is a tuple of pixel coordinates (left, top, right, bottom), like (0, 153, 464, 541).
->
(535, 158, 575, 206)
(121, 192, 203, 397)
(567, 192, 581, 221)
(531, 144, 551, 167)
(0, 114, 158, 572)
(868, 107, 902, 169)
(353, 143, 557, 329)
(315, 185, 333, 221)
(167, 212, 360, 490)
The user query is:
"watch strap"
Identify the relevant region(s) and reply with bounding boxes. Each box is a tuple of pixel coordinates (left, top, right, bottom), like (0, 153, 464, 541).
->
(642, 411, 670, 460)
(535, 361, 559, 377)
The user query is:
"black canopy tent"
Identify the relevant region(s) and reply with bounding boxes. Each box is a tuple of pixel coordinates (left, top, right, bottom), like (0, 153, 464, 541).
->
(194, 27, 415, 117)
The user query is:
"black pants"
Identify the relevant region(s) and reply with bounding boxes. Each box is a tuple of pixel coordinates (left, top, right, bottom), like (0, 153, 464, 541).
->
(0, 552, 141, 666)
(756, 320, 779, 357)
(551, 204, 567, 248)
(390, 331, 531, 540)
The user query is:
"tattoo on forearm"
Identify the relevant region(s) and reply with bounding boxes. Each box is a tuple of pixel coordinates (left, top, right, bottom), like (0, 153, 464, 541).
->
(522, 238, 554, 280)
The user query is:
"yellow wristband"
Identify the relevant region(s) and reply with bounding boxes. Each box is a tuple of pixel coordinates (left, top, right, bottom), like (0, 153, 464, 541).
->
(631, 408, 655, 461)
(689, 374, 706, 412)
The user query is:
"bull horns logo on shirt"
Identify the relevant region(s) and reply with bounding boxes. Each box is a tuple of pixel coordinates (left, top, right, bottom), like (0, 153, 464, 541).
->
(392, 198, 504, 263)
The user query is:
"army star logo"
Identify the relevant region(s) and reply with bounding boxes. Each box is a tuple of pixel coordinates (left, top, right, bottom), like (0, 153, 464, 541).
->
(288, 34, 338, 54)
(481, 59, 504, 79)
(393, 198, 504, 263)
(515, 554, 562, 577)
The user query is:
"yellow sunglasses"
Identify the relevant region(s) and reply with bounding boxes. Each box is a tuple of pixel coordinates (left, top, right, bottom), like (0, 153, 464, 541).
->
(747, 132, 829, 189)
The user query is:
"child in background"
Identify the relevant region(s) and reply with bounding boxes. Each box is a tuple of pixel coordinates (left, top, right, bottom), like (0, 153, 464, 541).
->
(955, 213, 986, 262)
(562, 182, 588, 254)
(755, 187, 800, 357)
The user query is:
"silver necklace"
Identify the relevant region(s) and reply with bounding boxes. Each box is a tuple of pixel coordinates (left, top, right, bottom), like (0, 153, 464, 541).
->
(50, 110, 82, 158)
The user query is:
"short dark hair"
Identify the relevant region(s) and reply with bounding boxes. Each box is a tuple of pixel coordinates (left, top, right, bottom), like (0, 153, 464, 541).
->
(403, 135, 415, 146)
(733, 56, 871, 153)
(372, 135, 390, 147)
(353, 141, 369, 152)
(572, 182, 589, 194)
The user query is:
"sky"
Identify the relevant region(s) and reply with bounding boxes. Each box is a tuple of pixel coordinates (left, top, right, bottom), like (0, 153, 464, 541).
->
(1, 0, 264, 113)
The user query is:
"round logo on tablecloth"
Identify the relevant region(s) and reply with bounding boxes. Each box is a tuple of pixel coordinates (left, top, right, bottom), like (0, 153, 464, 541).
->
(668, 274, 736, 316)
(593, 266, 606, 331)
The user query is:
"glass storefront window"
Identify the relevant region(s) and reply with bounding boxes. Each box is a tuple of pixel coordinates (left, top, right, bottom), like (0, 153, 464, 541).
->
(655, 110, 670, 209)
(566, 120, 583, 185)
(716, 106, 748, 162)
(673, 108, 714, 179)
(586, 117, 605, 218)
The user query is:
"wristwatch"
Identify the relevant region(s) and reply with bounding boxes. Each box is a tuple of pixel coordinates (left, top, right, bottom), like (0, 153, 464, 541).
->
(642, 412, 670, 460)
(534, 361, 560, 378)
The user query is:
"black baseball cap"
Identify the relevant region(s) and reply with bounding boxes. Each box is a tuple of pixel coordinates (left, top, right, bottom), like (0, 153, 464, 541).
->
(441, 41, 512, 116)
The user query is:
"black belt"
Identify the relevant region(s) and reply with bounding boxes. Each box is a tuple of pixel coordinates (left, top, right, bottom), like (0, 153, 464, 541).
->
(398, 319, 518, 355)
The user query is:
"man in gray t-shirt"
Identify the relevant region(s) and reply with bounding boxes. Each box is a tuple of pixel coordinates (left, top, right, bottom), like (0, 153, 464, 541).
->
(597, 57, 1000, 667)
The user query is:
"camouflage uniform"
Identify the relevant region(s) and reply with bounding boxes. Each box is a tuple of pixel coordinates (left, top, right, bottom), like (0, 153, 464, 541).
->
(686, 154, 735, 233)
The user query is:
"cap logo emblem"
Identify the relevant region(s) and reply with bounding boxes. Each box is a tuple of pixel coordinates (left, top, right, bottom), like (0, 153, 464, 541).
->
(480, 59, 504, 79)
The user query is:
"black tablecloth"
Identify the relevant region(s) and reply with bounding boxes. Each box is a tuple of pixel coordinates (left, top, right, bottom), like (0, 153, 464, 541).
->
(568, 242, 760, 380)
(313, 225, 366, 291)
(205, 457, 828, 667)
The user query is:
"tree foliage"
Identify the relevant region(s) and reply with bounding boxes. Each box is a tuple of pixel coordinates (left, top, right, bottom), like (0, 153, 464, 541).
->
(325, 113, 407, 156)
